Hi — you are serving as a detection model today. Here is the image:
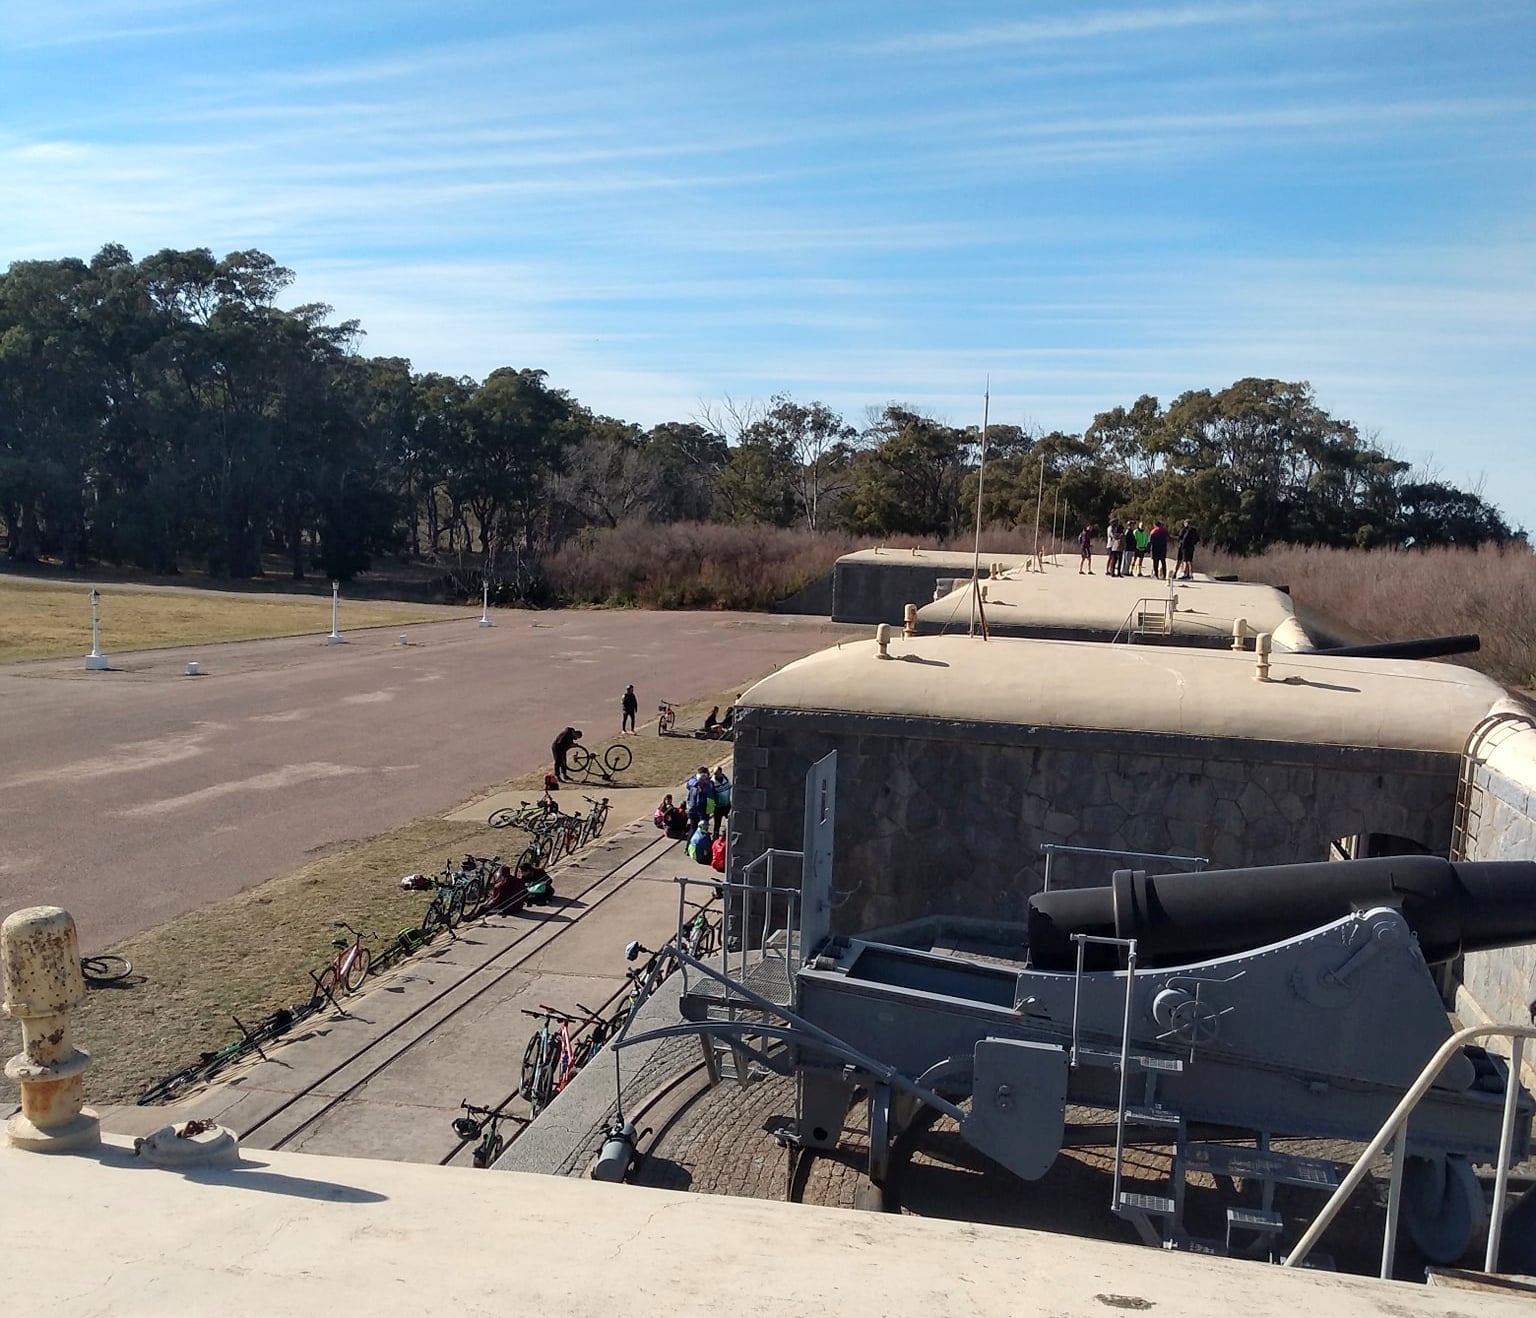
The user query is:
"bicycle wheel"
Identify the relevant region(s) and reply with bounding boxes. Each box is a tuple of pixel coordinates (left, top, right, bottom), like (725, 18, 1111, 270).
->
(462, 877, 487, 918)
(311, 965, 341, 1007)
(487, 807, 517, 828)
(590, 802, 610, 837)
(445, 889, 465, 931)
(536, 1037, 562, 1110)
(567, 745, 593, 776)
(342, 945, 371, 993)
(520, 1032, 544, 1104)
(81, 954, 133, 985)
(603, 743, 633, 775)
(420, 904, 445, 941)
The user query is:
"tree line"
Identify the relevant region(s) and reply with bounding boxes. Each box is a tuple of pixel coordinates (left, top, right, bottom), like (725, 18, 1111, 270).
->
(0, 245, 1519, 587)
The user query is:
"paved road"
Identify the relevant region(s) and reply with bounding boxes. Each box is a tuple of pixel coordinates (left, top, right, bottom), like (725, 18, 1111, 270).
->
(0, 608, 847, 948)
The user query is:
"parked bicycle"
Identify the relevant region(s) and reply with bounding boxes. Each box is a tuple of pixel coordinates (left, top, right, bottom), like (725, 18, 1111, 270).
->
(453, 1101, 521, 1169)
(520, 1006, 570, 1115)
(657, 700, 678, 735)
(487, 794, 558, 830)
(314, 921, 376, 1000)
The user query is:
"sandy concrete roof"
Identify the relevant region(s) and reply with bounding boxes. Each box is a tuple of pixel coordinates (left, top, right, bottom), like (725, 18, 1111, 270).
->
(1483, 705, 1536, 793)
(1, 1138, 1519, 1317)
(739, 633, 1506, 754)
(916, 568, 1305, 643)
(837, 547, 1037, 568)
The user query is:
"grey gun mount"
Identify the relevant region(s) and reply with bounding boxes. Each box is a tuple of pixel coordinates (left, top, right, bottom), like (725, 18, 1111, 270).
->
(1027, 856, 1536, 972)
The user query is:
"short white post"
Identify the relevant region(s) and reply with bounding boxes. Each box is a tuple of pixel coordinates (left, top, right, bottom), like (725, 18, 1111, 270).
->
(1254, 632, 1272, 682)
(1231, 618, 1248, 651)
(479, 580, 493, 628)
(325, 580, 345, 645)
(83, 589, 109, 670)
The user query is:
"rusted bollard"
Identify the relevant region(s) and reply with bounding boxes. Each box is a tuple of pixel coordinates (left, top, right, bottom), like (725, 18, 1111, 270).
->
(2, 906, 100, 1151)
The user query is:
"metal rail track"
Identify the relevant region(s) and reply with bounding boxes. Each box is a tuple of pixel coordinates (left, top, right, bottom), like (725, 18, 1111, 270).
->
(238, 827, 683, 1151)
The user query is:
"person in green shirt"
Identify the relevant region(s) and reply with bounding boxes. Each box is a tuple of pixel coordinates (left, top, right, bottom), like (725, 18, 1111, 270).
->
(1131, 522, 1151, 577)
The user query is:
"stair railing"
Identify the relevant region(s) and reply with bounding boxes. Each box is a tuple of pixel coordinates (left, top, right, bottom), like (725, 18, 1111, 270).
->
(1070, 932, 1141, 1214)
(1284, 1021, 1536, 1278)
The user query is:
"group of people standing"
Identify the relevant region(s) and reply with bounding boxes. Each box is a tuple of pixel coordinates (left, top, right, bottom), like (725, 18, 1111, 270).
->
(1078, 519, 1200, 581)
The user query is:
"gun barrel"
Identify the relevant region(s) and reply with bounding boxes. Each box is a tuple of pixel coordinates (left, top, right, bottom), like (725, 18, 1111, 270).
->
(1027, 856, 1536, 971)
(1310, 634, 1480, 660)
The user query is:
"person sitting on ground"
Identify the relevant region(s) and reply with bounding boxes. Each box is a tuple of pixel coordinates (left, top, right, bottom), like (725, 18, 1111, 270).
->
(518, 860, 554, 905)
(701, 705, 730, 739)
(551, 726, 582, 782)
(654, 793, 688, 838)
(721, 702, 737, 733)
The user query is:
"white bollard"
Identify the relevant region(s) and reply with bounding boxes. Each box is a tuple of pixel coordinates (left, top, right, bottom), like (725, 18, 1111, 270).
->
(325, 580, 346, 645)
(185, 661, 201, 676)
(479, 581, 494, 628)
(399, 634, 408, 646)
(84, 589, 109, 671)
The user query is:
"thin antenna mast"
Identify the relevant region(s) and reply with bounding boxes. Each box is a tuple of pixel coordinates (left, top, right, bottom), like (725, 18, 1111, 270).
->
(969, 381, 990, 638)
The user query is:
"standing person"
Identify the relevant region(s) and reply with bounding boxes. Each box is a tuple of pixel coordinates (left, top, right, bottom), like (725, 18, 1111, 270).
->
(686, 765, 713, 830)
(1131, 522, 1150, 577)
(709, 765, 732, 839)
(1077, 524, 1095, 575)
(1175, 520, 1201, 580)
(620, 684, 638, 735)
(1105, 521, 1123, 577)
(551, 727, 582, 782)
(1148, 520, 1169, 580)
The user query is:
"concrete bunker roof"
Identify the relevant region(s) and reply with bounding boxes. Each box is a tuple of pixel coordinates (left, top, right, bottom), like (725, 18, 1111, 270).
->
(916, 572, 1303, 644)
(740, 633, 1506, 754)
(837, 547, 1037, 569)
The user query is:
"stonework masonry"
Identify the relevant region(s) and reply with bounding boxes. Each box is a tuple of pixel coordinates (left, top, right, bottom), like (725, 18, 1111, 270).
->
(1460, 716, 1536, 1028)
(729, 706, 1461, 935)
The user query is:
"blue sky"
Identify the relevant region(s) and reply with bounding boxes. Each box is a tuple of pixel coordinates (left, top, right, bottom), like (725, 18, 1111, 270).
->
(3, 2, 1534, 529)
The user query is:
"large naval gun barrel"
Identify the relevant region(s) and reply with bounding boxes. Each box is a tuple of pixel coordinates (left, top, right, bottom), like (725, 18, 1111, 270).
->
(1309, 633, 1481, 660)
(1027, 856, 1536, 972)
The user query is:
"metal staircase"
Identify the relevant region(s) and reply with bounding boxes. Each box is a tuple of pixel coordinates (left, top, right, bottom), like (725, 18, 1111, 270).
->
(1070, 933, 1340, 1257)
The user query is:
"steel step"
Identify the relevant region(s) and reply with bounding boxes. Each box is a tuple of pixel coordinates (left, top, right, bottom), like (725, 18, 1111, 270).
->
(1227, 1207, 1284, 1233)
(1186, 1143, 1338, 1189)
(1116, 1191, 1176, 1216)
(1078, 1045, 1185, 1074)
(1123, 1104, 1183, 1128)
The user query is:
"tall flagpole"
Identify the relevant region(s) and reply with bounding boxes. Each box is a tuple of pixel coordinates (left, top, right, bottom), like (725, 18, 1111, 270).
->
(969, 380, 990, 638)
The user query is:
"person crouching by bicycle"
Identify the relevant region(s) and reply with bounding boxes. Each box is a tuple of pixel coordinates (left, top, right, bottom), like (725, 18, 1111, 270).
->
(551, 726, 582, 782)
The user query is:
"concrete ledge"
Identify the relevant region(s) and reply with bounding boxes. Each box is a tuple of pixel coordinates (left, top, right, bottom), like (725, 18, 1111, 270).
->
(2, 1135, 1525, 1316)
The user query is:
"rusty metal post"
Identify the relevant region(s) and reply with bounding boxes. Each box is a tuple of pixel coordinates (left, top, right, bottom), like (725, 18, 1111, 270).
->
(2, 906, 100, 1151)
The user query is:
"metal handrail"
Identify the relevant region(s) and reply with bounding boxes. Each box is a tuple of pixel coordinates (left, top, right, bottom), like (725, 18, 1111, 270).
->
(1110, 592, 1177, 645)
(1041, 842, 1208, 892)
(1284, 1022, 1536, 1277)
(1070, 932, 1140, 1214)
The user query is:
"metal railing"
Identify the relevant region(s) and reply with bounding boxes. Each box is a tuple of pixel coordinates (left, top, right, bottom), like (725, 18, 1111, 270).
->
(1069, 932, 1141, 1215)
(1285, 1022, 1536, 1278)
(1041, 842, 1208, 893)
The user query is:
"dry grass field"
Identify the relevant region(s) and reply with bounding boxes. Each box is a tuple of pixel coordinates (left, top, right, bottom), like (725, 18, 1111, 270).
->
(10, 686, 742, 1106)
(0, 575, 473, 664)
(1206, 542, 1536, 692)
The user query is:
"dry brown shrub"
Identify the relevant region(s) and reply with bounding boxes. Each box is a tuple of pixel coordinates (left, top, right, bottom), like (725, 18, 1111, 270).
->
(1208, 542, 1536, 690)
(545, 520, 1063, 611)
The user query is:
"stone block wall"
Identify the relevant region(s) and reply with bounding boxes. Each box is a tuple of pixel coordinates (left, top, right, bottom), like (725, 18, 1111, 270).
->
(1459, 718, 1536, 1027)
(832, 560, 964, 624)
(729, 707, 1460, 936)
